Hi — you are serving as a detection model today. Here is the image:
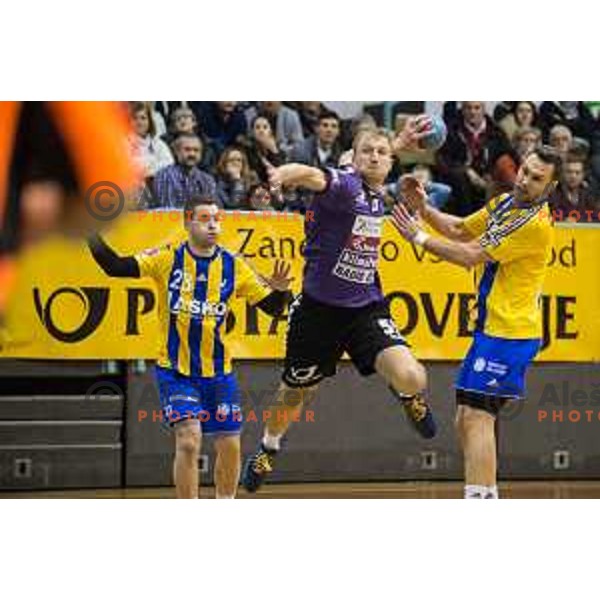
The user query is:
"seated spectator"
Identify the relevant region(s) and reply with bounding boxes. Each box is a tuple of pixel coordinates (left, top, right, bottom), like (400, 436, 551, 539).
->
(290, 109, 342, 168)
(339, 112, 377, 153)
(244, 184, 284, 212)
(512, 126, 542, 162)
(200, 102, 247, 158)
(246, 115, 287, 183)
(128, 102, 174, 178)
(436, 101, 518, 215)
(352, 112, 377, 133)
(588, 106, 600, 184)
(129, 101, 168, 138)
(542, 123, 589, 166)
(164, 106, 216, 171)
(498, 101, 539, 140)
(246, 102, 304, 155)
(163, 106, 198, 146)
(287, 109, 343, 211)
(539, 101, 596, 144)
(153, 102, 184, 130)
(442, 101, 461, 128)
(296, 101, 326, 137)
(215, 147, 258, 209)
(550, 155, 599, 222)
(492, 101, 514, 123)
(153, 133, 218, 209)
(549, 124, 575, 159)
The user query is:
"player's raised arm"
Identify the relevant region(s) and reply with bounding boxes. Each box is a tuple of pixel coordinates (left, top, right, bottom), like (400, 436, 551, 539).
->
(398, 175, 473, 242)
(88, 233, 141, 278)
(265, 158, 327, 193)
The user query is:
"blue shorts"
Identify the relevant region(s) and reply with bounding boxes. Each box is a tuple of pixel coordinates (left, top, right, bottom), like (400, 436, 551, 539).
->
(156, 366, 243, 436)
(455, 331, 540, 400)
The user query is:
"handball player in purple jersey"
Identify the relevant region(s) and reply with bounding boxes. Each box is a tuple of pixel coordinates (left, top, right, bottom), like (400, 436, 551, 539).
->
(242, 119, 436, 492)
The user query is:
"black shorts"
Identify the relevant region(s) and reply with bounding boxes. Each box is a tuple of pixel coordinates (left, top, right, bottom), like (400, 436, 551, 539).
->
(282, 293, 408, 388)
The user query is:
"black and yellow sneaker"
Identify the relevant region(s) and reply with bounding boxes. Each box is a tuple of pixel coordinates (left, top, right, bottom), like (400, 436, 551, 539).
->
(241, 444, 277, 493)
(390, 387, 437, 439)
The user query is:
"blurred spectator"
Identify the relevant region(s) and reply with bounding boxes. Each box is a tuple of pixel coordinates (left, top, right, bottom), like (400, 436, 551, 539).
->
(215, 146, 257, 209)
(437, 101, 518, 215)
(585, 102, 600, 119)
(539, 101, 596, 143)
(352, 112, 377, 134)
(498, 101, 539, 140)
(291, 109, 342, 168)
(164, 107, 216, 171)
(578, 102, 600, 183)
(339, 112, 377, 151)
(246, 115, 287, 183)
(128, 102, 174, 178)
(550, 155, 599, 222)
(287, 109, 343, 212)
(128, 101, 168, 138)
(153, 133, 218, 209)
(244, 184, 284, 211)
(200, 102, 247, 157)
(163, 107, 198, 146)
(512, 126, 542, 162)
(152, 102, 183, 135)
(296, 101, 325, 137)
(246, 102, 304, 155)
(442, 101, 461, 128)
(549, 124, 575, 159)
(493, 101, 514, 122)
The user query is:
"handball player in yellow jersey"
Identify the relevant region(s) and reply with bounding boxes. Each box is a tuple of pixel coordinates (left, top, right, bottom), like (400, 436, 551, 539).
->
(89, 195, 293, 498)
(392, 147, 561, 499)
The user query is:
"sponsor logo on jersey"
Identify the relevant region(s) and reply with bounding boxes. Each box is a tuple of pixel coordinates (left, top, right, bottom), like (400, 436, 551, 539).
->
(332, 263, 375, 284)
(332, 214, 382, 284)
(352, 215, 383, 236)
(168, 293, 228, 317)
(349, 234, 380, 254)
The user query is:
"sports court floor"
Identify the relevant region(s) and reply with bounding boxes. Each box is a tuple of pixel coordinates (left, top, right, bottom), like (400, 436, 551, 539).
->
(1, 481, 599, 499)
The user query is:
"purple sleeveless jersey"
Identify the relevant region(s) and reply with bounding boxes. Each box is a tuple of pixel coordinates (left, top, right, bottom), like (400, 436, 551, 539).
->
(302, 166, 386, 307)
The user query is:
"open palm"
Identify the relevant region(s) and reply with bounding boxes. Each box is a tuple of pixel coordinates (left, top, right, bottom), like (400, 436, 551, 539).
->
(265, 260, 294, 291)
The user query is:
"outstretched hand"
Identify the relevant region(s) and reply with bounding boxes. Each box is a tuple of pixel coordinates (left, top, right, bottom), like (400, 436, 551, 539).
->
(390, 202, 425, 243)
(265, 259, 294, 291)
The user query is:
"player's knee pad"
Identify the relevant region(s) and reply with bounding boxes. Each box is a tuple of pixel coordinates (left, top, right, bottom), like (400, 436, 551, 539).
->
(456, 389, 507, 417)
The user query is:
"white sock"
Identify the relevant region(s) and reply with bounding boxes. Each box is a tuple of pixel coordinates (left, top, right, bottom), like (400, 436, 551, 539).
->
(215, 494, 234, 499)
(464, 485, 499, 499)
(262, 432, 281, 451)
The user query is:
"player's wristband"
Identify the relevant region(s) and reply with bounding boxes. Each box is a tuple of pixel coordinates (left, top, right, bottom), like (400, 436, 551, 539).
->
(412, 231, 430, 246)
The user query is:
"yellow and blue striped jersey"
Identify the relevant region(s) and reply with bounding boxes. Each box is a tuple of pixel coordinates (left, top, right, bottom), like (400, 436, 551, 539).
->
(463, 193, 553, 339)
(136, 242, 271, 377)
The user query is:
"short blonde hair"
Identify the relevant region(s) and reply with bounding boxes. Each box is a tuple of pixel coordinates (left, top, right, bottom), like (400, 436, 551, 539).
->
(352, 127, 393, 152)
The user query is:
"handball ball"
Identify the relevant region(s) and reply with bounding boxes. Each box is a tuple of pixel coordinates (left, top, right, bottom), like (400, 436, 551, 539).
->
(419, 114, 447, 151)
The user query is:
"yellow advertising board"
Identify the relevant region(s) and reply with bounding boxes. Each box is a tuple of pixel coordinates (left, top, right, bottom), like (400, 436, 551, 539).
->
(1, 211, 598, 362)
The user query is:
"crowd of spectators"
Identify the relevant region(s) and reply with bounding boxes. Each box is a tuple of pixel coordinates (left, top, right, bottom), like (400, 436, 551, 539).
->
(127, 101, 600, 223)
